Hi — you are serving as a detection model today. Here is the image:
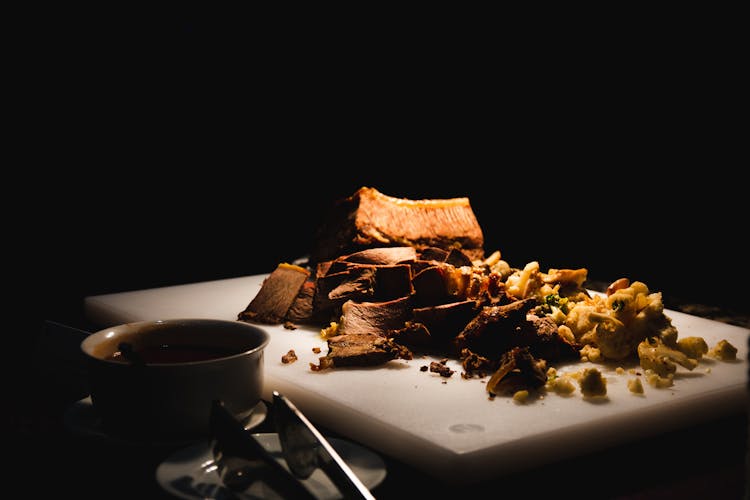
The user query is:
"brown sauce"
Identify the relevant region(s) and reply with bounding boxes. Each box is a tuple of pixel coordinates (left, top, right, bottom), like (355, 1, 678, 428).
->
(106, 343, 243, 364)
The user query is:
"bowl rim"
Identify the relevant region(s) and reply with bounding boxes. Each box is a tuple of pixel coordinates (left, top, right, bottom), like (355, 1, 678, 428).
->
(80, 318, 270, 366)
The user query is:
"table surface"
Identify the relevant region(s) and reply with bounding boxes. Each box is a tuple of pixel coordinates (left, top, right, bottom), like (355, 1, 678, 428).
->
(12, 283, 750, 500)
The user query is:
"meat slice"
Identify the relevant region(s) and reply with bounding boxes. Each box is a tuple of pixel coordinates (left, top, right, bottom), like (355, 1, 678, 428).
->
(323, 334, 413, 367)
(387, 322, 432, 347)
(238, 263, 310, 324)
(445, 248, 473, 268)
(341, 247, 417, 265)
(314, 267, 377, 313)
(418, 247, 449, 262)
(412, 300, 477, 341)
(412, 263, 490, 307)
(285, 280, 316, 323)
(313, 264, 413, 316)
(338, 296, 413, 336)
(311, 187, 485, 262)
(412, 265, 453, 306)
(453, 299, 579, 361)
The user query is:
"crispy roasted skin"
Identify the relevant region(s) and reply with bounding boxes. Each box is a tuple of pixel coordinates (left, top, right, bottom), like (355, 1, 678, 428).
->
(311, 187, 484, 263)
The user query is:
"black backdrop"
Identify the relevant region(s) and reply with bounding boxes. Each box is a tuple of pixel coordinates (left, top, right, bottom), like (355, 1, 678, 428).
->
(20, 13, 746, 343)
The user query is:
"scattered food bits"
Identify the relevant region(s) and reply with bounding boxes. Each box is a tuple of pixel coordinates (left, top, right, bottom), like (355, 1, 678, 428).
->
(312, 347, 321, 354)
(310, 356, 334, 372)
(512, 390, 530, 403)
(283, 321, 297, 330)
(705, 367, 712, 374)
(547, 376, 576, 396)
(644, 369, 674, 388)
(707, 339, 737, 361)
(430, 361, 455, 377)
(627, 378, 644, 394)
(615, 367, 625, 375)
(281, 350, 298, 364)
(320, 321, 339, 340)
(628, 368, 639, 375)
(579, 368, 607, 398)
(420, 365, 428, 372)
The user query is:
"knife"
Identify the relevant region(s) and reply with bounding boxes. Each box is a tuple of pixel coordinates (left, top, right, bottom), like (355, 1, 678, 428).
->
(272, 391, 376, 500)
(210, 399, 316, 499)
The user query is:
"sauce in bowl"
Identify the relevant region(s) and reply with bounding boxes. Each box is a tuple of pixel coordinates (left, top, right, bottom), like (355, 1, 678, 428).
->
(106, 343, 244, 364)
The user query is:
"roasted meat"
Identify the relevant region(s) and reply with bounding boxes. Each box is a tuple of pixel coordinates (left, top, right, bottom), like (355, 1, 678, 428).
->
(310, 187, 485, 263)
(453, 299, 579, 361)
(486, 347, 548, 396)
(338, 296, 413, 336)
(320, 334, 413, 367)
(238, 263, 310, 324)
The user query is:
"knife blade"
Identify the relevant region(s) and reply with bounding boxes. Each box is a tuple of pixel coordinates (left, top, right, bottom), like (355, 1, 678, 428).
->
(210, 399, 315, 499)
(272, 391, 376, 500)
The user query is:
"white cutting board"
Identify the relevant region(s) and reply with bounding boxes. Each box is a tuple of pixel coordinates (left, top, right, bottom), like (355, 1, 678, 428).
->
(84, 275, 749, 483)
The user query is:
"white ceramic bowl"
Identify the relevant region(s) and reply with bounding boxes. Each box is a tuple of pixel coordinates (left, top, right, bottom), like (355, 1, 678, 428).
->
(81, 318, 269, 441)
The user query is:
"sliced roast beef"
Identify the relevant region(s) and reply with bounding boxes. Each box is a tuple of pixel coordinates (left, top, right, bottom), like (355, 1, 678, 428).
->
(310, 187, 485, 263)
(313, 264, 413, 316)
(445, 248, 473, 268)
(412, 300, 477, 341)
(412, 265, 453, 306)
(371, 264, 413, 300)
(453, 299, 579, 361)
(338, 296, 412, 336)
(285, 280, 316, 323)
(321, 333, 413, 367)
(418, 247, 449, 262)
(341, 247, 417, 265)
(387, 322, 432, 347)
(238, 263, 310, 324)
(314, 267, 377, 313)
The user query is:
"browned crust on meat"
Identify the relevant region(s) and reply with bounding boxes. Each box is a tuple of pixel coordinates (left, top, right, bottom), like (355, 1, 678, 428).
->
(311, 187, 484, 262)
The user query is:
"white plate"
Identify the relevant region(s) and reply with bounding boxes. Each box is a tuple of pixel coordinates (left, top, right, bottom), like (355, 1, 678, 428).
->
(155, 433, 387, 500)
(64, 396, 268, 447)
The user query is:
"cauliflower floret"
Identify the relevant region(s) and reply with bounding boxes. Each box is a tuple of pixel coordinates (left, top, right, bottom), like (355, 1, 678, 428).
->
(564, 297, 607, 342)
(564, 281, 680, 362)
(637, 337, 698, 377)
(543, 267, 588, 288)
(506, 261, 558, 300)
(587, 312, 632, 360)
(708, 339, 738, 361)
(677, 336, 709, 360)
(579, 344, 602, 362)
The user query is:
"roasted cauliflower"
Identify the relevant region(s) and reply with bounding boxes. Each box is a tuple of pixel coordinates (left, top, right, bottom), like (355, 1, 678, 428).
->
(637, 336, 698, 377)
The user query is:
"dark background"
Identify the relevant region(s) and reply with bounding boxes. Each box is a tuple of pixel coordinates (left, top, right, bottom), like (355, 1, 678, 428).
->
(13, 11, 745, 350)
(21, 13, 746, 333)
(7, 10, 747, 500)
